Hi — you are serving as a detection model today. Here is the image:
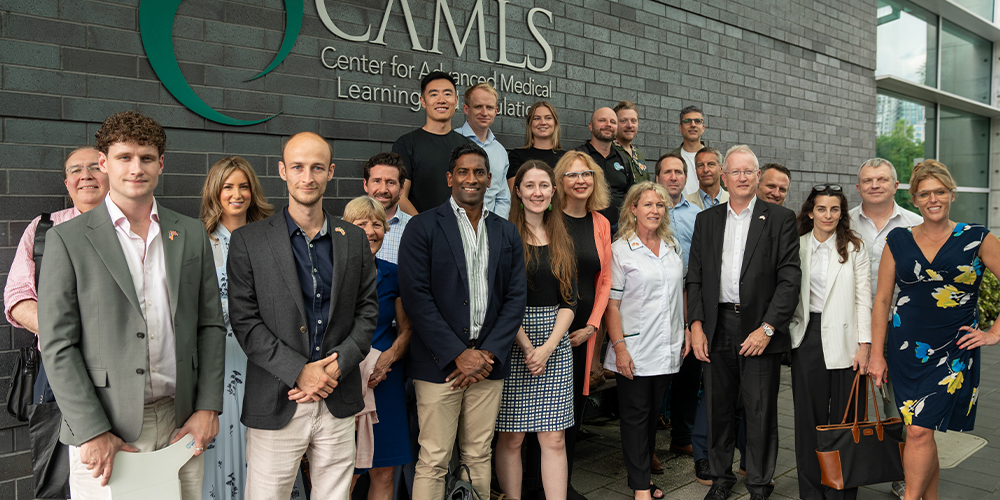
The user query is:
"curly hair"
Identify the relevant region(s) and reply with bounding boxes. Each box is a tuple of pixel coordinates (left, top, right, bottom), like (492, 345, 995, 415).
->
(201, 156, 273, 238)
(95, 111, 166, 156)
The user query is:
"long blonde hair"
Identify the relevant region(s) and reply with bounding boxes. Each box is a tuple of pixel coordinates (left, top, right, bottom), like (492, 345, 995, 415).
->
(553, 151, 610, 212)
(201, 156, 273, 238)
(523, 101, 562, 150)
(616, 182, 676, 247)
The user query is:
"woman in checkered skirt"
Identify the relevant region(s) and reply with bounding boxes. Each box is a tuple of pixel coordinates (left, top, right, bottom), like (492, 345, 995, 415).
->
(495, 160, 578, 500)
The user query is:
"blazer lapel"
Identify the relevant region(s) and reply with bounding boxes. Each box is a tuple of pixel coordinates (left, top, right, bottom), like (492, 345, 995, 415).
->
(711, 206, 726, 270)
(486, 214, 501, 298)
(158, 208, 184, 319)
(266, 216, 308, 323)
(326, 213, 349, 325)
(740, 201, 769, 278)
(825, 242, 844, 298)
(439, 205, 470, 296)
(85, 202, 142, 316)
(800, 234, 812, 312)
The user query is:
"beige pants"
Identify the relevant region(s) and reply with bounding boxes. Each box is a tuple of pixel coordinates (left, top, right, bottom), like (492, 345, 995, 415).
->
(245, 401, 356, 500)
(412, 379, 504, 499)
(69, 398, 204, 500)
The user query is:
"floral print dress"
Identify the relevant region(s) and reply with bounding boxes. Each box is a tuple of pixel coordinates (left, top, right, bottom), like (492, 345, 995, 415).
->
(885, 223, 989, 431)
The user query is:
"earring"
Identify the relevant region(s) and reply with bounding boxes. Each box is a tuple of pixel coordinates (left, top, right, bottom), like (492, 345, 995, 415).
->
(520, 202, 524, 209)
(547, 203, 553, 211)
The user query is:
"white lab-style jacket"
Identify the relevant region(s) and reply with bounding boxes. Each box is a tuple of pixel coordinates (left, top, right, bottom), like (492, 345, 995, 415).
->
(789, 233, 873, 369)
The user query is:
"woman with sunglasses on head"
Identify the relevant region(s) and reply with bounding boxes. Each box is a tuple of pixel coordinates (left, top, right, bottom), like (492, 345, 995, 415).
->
(508, 101, 567, 196)
(788, 184, 872, 500)
(868, 161, 1000, 500)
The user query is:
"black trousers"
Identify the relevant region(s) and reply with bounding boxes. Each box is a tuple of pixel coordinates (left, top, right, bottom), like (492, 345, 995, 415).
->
(705, 308, 781, 497)
(669, 351, 701, 447)
(616, 372, 673, 491)
(791, 313, 864, 500)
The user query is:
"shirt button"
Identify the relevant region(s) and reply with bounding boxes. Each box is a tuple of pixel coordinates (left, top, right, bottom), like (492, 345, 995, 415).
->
(151, 367, 156, 373)
(316, 294, 321, 298)
(313, 269, 317, 273)
(318, 320, 322, 324)
(150, 334, 156, 339)
(315, 346, 320, 351)
(309, 244, 313, 248)
(136, 368, 145, 375)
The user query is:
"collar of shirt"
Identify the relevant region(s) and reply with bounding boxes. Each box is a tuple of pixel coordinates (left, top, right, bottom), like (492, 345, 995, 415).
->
(449, 196, 489, 224)
(670, 196, 692, 211)
(626, 233, 670, 257)
(726, 195, 758, 218)
(457, 121, 495, 146)
(106, 192, 160, 231)
(284, 208, 329, 239)
(811, 233, 835, 253)
(700, 188, 724, 207)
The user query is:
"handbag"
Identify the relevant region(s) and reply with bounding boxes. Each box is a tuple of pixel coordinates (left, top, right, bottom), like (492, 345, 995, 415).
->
(28, 402, 71, 498)
(5, 339, 39, 422)
(444, 464, 484, 500)
(815, 371, 905, 490)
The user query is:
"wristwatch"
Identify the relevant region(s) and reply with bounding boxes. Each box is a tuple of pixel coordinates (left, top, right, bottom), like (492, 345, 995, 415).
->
(761, 323, 774, 337)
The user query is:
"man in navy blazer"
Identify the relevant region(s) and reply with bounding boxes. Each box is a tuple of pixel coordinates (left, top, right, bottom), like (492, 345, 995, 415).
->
(399, 142, 526, 499)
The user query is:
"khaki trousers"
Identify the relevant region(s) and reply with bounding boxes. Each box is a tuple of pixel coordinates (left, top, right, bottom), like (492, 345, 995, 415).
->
(245, 401, 355, 500)
(412, 379, 503, 499)
(69, 398, 204, 500)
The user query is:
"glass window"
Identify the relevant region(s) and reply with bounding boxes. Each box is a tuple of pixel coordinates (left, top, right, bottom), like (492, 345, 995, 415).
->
(951, 0, 993, 22)
(950, 192, 989, 225)
(876, 91, 937, 213)
(876, 0, 938, 87)
(938, 106, 989, 188)
(940, 21, 992, 104)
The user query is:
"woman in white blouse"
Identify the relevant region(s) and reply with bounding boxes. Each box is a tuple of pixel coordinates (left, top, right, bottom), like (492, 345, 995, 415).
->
(788, 184, 872, 500)
(604, 182, 688, 500)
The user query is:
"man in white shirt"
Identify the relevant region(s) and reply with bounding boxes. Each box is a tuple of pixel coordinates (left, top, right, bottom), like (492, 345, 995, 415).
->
(365, 151, 411, 264)
(456, 83, 510, 218)
(847, 157, 921, 500)
(667, 106, 708, 196)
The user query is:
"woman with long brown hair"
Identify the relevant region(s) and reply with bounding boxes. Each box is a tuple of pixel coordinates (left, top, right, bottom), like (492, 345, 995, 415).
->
(507, 101, 567, 195)
(789, 184, 871, 500)
(494, 160, 577, 500)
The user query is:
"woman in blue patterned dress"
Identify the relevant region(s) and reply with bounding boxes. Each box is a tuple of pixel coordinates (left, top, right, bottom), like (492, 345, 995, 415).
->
(199, 157, 305, 500)
(868, 160, 1000, 500)
(343, 196, 413, 500)
(495, 160, 577, 500)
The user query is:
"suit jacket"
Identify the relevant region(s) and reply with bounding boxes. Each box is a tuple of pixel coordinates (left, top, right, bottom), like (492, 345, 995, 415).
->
(686, 198, 801, 354)
(398, 202, 527, 383)
(789, 234, 872, 369)
(685, 188, 729, 210)
(37, 201, 225, 446)
(226, 211, 377, 429)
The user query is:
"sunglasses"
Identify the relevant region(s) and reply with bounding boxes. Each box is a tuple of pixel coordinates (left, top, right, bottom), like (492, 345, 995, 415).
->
(681, 118, 704, 125)
(812, 184, 843, 193)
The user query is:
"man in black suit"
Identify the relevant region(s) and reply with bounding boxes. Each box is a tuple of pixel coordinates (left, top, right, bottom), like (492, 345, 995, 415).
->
(227, 131, 378, 498)
(399, 142, 526, 499)
(686, 145, 801, 500)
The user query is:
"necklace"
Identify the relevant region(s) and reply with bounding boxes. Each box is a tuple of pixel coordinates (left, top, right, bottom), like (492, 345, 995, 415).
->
(919, 223, 953, 243)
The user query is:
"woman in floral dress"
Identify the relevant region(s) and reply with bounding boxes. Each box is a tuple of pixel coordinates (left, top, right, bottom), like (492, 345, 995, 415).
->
(868, 160, 1000, 500)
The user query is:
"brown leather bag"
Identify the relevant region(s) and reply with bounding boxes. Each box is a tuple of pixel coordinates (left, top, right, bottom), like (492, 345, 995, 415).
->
(815, 371, 905, 490)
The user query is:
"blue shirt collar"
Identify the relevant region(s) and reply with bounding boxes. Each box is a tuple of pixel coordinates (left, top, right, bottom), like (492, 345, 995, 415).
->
(457, 121, 495, 146)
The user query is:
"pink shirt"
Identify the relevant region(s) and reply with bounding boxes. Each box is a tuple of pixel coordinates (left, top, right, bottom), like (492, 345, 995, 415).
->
(4, 207, 82, 329)
(105, 194, 176, 404)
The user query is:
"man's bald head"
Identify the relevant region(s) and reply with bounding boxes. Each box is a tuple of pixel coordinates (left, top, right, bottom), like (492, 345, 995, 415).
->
(282, 132, 333, 165)
(588, 107, 617, 143)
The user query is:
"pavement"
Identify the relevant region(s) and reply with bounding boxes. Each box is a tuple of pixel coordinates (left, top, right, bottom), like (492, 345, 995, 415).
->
(568, 345, 1000, 499)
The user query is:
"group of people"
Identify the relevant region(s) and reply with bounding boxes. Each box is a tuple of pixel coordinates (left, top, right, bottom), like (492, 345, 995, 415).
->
(3, 68, 999, 500)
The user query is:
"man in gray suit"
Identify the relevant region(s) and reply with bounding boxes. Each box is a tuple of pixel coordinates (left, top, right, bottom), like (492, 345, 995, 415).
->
(37, 111, 226, 498)
(227, 131, 378, 499)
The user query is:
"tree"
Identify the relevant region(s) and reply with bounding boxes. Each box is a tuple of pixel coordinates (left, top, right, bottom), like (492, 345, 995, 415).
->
(876, 119, 925, 212)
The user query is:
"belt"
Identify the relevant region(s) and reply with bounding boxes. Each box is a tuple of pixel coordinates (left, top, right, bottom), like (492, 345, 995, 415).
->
(719, 302, 740, 314)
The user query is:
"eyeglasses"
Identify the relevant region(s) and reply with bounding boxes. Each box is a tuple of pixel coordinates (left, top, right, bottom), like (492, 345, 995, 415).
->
(725, 169, 757, 178)
(914, 188, 952, 202)
(563, 170, 595, 180)
(66, 165, 102, 177)
(812, 184, 843, 193)
(681, 118, 704, 125)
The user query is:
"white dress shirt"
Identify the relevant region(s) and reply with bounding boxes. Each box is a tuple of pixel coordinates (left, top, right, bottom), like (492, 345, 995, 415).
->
(809, 234, 834, 313)
(604, 235, 685, 377)
(720, 196, 757, 304)
(848, 202, 922, 304)
(449, 197, 489, 341)
(106, 194, 175, 404)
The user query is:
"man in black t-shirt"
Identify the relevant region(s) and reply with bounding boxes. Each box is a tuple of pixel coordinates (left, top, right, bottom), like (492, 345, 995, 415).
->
(575, 107, 635, 229)
(393, 71, 472, 215)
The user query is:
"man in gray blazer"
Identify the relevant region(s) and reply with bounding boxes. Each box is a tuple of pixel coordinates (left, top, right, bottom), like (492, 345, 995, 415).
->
(37, 111, 226, 499)
(227, 131, 378, 499)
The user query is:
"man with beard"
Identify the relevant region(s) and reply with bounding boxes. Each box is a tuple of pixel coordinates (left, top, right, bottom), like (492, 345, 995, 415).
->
(756, 163, 791, 206)
(227, 131, 378, 498)
(576, 107, 635, 228)
(668, 106, 709, 196)
(364, 151, 410, 264)
(612, 100, 651, 188)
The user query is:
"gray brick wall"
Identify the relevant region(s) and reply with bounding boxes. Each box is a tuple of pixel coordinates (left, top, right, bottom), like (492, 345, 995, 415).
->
(0, 0, 877, 494)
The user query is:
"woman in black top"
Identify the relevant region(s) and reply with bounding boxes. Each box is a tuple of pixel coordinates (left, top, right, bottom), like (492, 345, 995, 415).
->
(507, 101, 567, 196)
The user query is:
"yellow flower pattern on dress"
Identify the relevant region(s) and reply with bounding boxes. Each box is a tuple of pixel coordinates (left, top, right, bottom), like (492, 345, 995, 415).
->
(900, 400, 916, 425)
(926, 269, 943, 281)
(932, 285, 960, 308)
(968, 388, 979, 416)
(955, 265, 977, 285)
(939, 370, 964, 394)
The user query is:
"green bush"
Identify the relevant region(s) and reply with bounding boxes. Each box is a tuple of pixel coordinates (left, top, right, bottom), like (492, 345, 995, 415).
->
(982, 266, 999, 329)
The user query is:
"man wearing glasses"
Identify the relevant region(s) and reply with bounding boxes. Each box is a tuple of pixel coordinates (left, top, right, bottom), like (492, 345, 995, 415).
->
(847, 157, 921, 500)
(686, 145, 800, 500)
(667, 106, 709, 196)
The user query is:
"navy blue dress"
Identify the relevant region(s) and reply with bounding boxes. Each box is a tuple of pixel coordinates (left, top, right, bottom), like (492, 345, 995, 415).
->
(886, 223, 990, 431)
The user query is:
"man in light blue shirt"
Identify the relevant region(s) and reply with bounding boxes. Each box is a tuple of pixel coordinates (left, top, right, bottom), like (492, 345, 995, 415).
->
(364, 152, 412, 264)
(657, 152, 701, 271)
(456, 83, 510, 218)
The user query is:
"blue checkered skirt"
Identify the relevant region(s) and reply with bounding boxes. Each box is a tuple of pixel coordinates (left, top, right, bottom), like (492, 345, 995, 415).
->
(495, 305, 574, 432)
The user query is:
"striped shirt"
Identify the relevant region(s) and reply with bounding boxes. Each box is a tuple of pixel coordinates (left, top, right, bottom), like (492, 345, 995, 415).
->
(375, 208, 411, 265)
(450, 197, 490, 341)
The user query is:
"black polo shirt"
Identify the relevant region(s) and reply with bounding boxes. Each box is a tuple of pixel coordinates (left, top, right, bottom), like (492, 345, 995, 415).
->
(577, 140, 634, 227)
